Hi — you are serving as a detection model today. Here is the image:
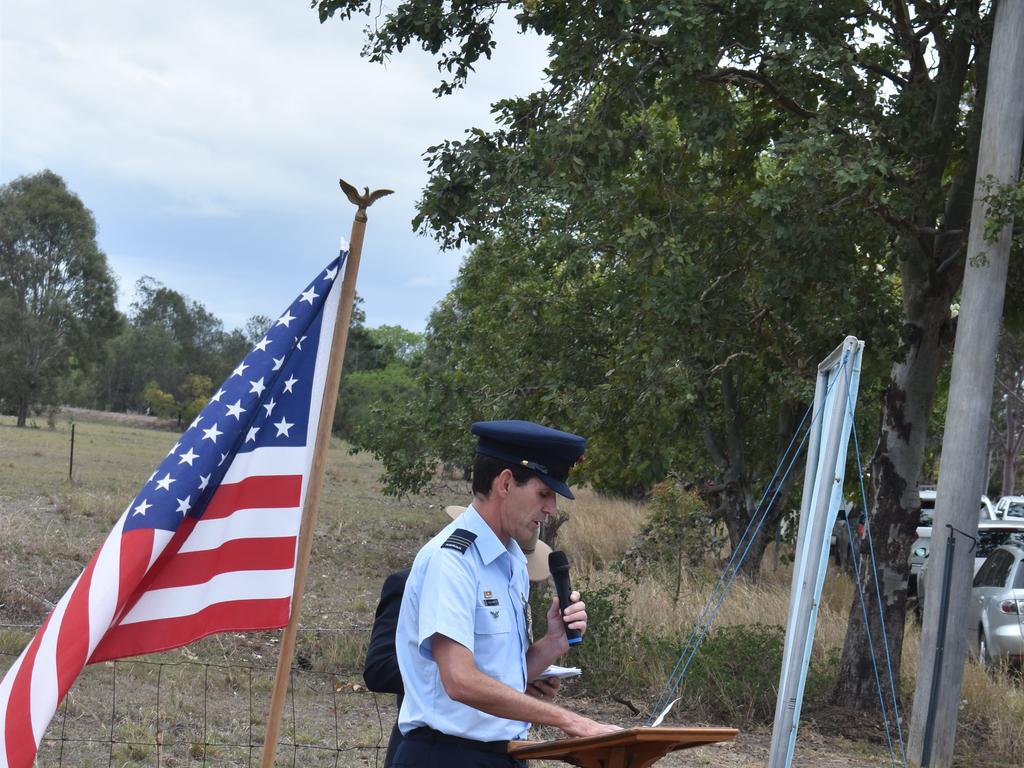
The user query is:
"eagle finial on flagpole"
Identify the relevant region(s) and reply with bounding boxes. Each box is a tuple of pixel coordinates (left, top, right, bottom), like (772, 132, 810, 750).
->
(339, 178, 393, 222)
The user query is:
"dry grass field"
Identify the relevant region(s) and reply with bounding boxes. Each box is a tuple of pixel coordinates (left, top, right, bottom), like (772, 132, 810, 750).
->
(1, 410, 1021, 766)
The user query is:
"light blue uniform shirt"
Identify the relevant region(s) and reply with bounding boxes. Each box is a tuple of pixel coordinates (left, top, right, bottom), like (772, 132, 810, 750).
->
(396, 505, 531, 741)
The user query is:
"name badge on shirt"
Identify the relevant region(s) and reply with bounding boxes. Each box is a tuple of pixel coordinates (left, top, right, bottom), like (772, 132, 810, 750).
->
(522, 591, 534, 642)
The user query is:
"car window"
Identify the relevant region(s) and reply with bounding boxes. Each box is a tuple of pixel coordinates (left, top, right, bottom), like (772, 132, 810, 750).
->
(976, 530, 1024, 560)
(974, 556, 994, 587)
(919, 509, 934, 527)
(1014, 558, 1024, 589)
(1007, 502, 1024, 519)
(990, 550, 1014, 587)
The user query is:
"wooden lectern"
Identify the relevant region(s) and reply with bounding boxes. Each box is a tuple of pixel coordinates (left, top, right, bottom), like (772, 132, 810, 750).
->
(508, 726, 739, 768)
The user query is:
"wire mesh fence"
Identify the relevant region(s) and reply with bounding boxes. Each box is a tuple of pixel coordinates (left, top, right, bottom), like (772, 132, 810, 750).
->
(0, 626, 394, 767)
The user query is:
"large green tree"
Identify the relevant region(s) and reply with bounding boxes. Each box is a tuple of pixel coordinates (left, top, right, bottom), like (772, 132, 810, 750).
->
(316, 0, 999, 708)
(0, 170, 119, 426)
(92, 277, 249, 417)
(354, 105, 896, 571)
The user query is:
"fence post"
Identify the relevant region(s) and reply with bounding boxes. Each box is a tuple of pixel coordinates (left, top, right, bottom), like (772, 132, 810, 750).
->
(68, 423, 75, 483)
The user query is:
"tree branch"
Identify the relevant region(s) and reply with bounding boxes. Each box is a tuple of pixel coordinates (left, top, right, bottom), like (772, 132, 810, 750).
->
(698, 67, 818, 119)
(887, 0, 931, 82)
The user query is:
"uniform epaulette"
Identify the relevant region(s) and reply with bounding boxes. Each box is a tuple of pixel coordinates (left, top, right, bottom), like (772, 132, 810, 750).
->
(440, 528, 477, 554)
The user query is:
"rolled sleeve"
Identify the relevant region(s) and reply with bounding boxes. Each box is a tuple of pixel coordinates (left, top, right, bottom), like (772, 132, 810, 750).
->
(416, 549, 477, 660)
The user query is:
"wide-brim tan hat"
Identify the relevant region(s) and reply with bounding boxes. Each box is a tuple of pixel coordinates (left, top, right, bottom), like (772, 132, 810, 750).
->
(445, 505, 552, 582)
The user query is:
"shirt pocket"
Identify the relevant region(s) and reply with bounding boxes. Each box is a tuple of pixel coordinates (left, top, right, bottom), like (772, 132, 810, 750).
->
(474, 605, 511, 635)
(473, 605, 513, 681)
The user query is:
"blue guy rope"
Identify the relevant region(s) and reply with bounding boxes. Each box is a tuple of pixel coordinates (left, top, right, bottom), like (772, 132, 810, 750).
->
(648, 357, 849, 724)
(646, 399, 814, 722)
(849, 415, 908, 766)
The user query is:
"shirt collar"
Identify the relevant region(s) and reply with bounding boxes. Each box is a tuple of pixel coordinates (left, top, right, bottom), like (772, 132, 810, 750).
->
(463, 504, 528, 567)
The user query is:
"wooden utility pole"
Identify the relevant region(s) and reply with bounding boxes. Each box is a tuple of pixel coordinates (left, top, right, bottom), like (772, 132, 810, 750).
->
(259, 181, 391, 768)
(907, 3, 1024, 766)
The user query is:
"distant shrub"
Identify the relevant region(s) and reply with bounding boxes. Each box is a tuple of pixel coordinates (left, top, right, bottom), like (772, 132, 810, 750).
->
(335, 364, 418, 442)
(565, 581, 678, 697)
(681, 623, 784, 726)
(620, 477, 726, 600)
(805, 646, 842, 702)
(142, 380, 176, 419)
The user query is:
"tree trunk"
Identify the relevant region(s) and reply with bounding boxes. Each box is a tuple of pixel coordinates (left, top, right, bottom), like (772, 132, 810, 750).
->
(832, 277, 956, 710)
(703, 369, 777, 579)
(832, 2, 992, 708)
(706, 378, 803, 580)
(16, 396, 28, 427)
(720, 486, 771, 580)
(541, 510, 570, 549)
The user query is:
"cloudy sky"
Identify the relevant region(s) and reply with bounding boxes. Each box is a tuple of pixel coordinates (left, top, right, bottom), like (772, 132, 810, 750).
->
(0, 1, 549, 332)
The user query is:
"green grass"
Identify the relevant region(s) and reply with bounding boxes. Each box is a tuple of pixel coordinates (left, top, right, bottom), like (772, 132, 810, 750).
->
(0, 411, 456, 629)
(2, 409, 1001, 767)
(0, 414, 172, 498)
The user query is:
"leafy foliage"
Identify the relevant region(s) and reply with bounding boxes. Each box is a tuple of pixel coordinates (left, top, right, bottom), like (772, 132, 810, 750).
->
(984, 177, 1024, 243)
(682, 623, 785, 726)
(318, 0, 1006, 706)
(620, 478, 726, 598)
(561, 581, 677, 696)
(83, 276, 249, 419)
(0, 171, 119, 425)
(334, 363, 420, 442)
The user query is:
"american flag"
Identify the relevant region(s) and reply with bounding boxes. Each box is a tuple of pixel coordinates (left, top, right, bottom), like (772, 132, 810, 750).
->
(0, 255, 346, 768)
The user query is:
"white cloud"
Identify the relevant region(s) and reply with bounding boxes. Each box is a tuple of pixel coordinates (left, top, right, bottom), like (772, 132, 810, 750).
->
(0, 0, 550, 331)
(2, 1, 547, 211)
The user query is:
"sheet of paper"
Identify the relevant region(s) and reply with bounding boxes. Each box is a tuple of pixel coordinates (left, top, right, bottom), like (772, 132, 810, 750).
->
(537, 664, 582, 679)
(649, 697, 680, 727)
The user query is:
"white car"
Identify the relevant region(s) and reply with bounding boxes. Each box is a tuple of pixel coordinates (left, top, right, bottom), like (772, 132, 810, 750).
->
(995, 495, 1024, 520)
(909, 492, 995, 601)
(970, 543, 1024, 665)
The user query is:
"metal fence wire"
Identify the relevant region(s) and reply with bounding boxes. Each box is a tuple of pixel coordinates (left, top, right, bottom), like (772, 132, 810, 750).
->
(0, 626, 393, 768)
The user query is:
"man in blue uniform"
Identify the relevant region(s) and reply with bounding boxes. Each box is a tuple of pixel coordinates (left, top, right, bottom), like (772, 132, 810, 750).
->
(392, 420, 620, 767)
(362, 507, 559, 767)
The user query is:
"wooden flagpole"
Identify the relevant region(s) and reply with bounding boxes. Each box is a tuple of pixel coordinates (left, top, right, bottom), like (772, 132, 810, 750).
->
(260, 180, 392, 768)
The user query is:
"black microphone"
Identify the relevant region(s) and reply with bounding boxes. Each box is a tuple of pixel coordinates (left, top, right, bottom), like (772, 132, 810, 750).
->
(548, 550, 582, 646)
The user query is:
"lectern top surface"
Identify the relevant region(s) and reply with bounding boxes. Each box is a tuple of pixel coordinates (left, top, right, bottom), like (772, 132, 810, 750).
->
(507, 725, 739, 759)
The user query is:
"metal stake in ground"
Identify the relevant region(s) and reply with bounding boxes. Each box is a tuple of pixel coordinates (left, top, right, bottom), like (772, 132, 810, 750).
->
(920, 526, 975, 767)
(68, 423, 75, 483)
(259, 180, 392, 768)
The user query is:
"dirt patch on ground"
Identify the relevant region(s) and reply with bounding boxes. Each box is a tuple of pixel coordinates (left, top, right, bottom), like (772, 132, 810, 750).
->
(522, 698, 893, 767)
(61, 406, 178, 431)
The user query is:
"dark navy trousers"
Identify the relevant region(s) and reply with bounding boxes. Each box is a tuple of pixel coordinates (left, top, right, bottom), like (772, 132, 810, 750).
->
(391, 728, 526, 768)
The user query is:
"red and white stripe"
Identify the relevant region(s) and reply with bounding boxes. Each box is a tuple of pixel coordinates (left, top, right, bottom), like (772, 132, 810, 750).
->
(0, 265, 341, 767)
(0, 450, 307, 767)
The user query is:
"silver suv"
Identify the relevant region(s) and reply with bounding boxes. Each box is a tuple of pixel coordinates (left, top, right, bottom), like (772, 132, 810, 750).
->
(970, 543, 1024, 666)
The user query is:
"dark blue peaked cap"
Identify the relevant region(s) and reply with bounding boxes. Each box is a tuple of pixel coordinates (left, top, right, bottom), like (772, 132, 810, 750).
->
(471, 419, 586, 499)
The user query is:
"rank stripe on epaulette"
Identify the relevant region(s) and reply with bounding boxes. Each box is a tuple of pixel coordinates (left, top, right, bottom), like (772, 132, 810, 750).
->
(440, 528, 477, 554)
